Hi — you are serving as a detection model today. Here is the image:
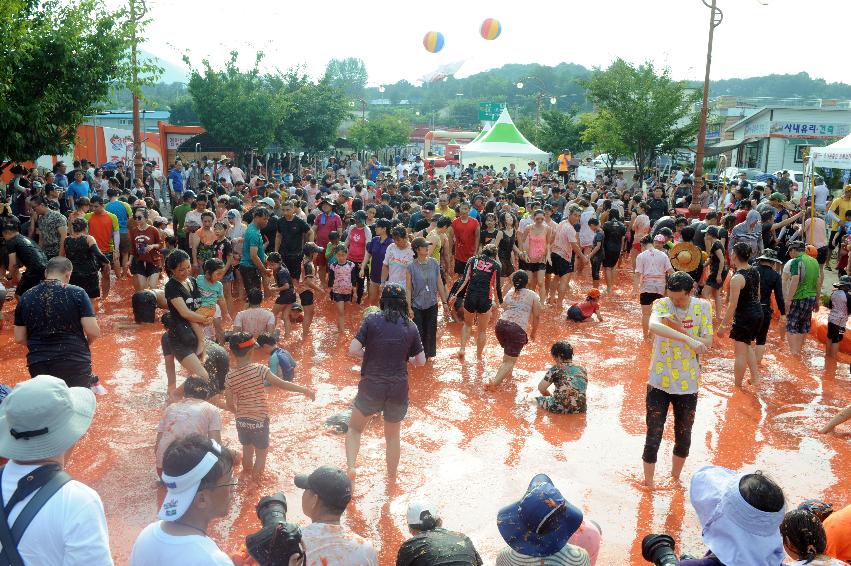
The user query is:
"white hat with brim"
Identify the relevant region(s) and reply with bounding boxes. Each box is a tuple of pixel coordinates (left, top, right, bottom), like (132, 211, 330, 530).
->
(0, 375, 96, 461)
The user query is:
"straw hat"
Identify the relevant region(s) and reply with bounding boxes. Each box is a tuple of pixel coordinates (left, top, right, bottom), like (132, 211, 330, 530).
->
(669, 241, 701, 272)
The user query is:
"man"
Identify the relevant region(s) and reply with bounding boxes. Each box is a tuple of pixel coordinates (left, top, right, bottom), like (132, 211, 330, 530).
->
(634, 234, 673, 339)
(240, 208, 272, 297)
(557, 148, 572, 184)
(797, 208, 829, 294)
(451, 203, 480, 276)
(104, 188, 132, 275)
(738, 171, 751, 195)
(66, 170, 90, 210)
(85, 196, 121, 298)
(776, 170, 793, 201)
(275, 201, 312, 279)
(729, 209, 764, 260)
(3, 217, 48, 297)
(348, 153, 363, 180)
(813, 175, 830, 214)
(397, 501, 482, 566)
(31, 195, 67, 259)
(785, 240, 819, 356)
(130, 435, 234, 565)
(14, 257, 100, 387)
(646, 186, 669, 226)
(548, 206, 584, 306)
(168, 161, 185, 206)
(294, 465, 377, 566)
(0, 375, 112, 564)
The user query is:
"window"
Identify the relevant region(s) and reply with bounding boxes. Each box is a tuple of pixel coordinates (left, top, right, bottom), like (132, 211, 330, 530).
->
(743, 143, 760, 169)
(794, 144, 811, 163)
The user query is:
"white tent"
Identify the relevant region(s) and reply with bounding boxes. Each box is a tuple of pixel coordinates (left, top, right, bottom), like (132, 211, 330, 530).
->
(460, 109, 549, 169)
(811, 133, 851, 169)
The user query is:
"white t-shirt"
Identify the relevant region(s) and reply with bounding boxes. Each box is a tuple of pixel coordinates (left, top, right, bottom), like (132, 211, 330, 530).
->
(382, 243, 414, 288)
(1, 461, 113, 565)
(579, 209, 596, 247)
(155, 399, 221, 467)
(130, 521, 232, 566)
(814, 183, 830, 210)
(499, 288, 540, 332)
(301, 522, 377, 566)
(234, 307, 276, 337)
(635, 247, 671, 295)
(551, 220, 578, 259)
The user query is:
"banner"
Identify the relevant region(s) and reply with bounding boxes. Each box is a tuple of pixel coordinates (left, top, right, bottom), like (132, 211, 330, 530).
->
(101, 127, 163, 166)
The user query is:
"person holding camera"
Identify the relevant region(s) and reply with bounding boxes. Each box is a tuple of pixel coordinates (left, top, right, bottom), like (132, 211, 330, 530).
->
(294, 465, 377, 566)
(130, 434, 236, 565)
(396, 500, 482, 566)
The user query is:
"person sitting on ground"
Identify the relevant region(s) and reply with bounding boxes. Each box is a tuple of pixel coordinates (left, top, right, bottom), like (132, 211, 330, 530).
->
(536, 341, 588, 414)
(232, 288, 276, 338)
(781, 509, 847, 565)
(257, 332, 297, 383)
(154, 376, 222, 477)
(0, 375, 113, 565)
(396, 500, 483, 566)
(680, 466, 786, 565)
(294, 465, 378, 566)
(496, 473, 590, 566)
(566, 289, 604, 322)
(130, 435, 235, 565)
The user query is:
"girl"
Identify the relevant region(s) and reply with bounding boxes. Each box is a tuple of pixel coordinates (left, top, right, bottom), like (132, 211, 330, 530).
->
(630, 202, 651, 271)
(163, 250, 212, 379)
(781, 510, 846, 565)
(344, 210, 371, 304)
(450, 244, 503, 360)
(362, 218, 392, 304)
(566, 289, 604, 322)
(719, 242, 763, 387)
(405, 237, 449, 359)
(382, 226, 413, 290)
(491, 270, 542, 387)
(267, 252, 296, 337)
(328, 245, 357, 332)
(298, 242, 324, 336)
(701, 225, 727, 316)
(520, 210, 551, 297)
(64, 217, 110, 301)
(477, 212, 501, 254)
(210, 220, 236, 318)
(536, 341, 588, 414)
(601, 209, 627, 293)
(196, 258, 230, 344)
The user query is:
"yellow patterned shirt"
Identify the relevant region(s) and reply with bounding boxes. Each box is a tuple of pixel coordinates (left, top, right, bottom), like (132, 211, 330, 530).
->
(648, 297, 713, 394)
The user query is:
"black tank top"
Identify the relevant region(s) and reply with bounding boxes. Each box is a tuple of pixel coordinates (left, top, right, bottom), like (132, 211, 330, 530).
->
(734, 266, 762, 319)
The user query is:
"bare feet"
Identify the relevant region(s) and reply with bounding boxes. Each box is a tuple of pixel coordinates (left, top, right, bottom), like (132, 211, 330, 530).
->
(346, 467, 357, 481)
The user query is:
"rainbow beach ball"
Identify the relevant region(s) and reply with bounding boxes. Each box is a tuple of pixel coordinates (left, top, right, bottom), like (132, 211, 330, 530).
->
(423, 31, 445, 53)
(480, 18, 501, 40)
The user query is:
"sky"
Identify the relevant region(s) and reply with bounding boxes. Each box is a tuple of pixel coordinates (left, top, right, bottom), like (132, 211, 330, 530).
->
(125, 0, 850, 86)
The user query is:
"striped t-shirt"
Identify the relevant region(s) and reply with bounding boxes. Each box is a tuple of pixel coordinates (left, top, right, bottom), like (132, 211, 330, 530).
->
(496, 544, 590, 566)
(224, 363, 271, 422)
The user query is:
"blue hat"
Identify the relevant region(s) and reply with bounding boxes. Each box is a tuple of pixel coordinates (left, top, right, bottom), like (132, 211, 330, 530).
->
(497, 474, 583, 557)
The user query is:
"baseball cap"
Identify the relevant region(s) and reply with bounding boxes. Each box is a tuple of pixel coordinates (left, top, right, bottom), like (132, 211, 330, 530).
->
(260, 197, 275, 207)
(294, 465, 352, 511)
(407, 500, 440, 528)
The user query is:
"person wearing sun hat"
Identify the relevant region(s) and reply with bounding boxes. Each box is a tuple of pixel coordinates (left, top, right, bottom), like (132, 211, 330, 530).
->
(0, 375, 112, 564)
(753, 249, 786, 364)
(496, 474, 590, 565)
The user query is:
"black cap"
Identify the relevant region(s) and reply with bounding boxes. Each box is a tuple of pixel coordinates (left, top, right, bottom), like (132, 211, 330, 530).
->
(294, 465, 352, 510)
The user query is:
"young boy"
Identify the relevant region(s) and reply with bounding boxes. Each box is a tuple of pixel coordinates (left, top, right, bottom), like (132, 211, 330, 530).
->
(324, 230, 341, 268)
(566, 288, 604, 322)
(586, 218, 604, 283)
(536, 341, 588, 414)
(196, 258, 230, 344)
(267, 252, 296, 337)
(233, 288, 276, 337)
(257, 332, 296, 383)
(826, 275, 851, 358)
(224, 332, 315, 481)
(327, 244, 357, 332)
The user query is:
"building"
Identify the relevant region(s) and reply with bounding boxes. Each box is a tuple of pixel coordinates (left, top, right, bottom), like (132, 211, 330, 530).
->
(84, 110, 170, 133)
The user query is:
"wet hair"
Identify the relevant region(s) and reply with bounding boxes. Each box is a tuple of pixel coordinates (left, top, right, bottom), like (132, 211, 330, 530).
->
(411, 237, 428, 251)
(246, 288, 263, 306)
(165, 249, 190, 273)
(739, 471, 785, 513)
(1, 217, 21, 234)
(256, 333, 278, 347)
(391, 226, 407, 239)
(203, 258, 225, 275)
(732, 241, 753, 263)
(375, 218, 392, 232)
(227, 330, 256, 357)
(252, 207, 269, 219)
(480, 243, 497, 258)
(608, 209, 620, 222)
(551, 341, 574, 361)
(328, 230, 340, 241)
(588, 217, 600, 226)
(484, 212, 497, 224)
(334, 244, 348, 255)
(132, 290, 158, 323)
(511, 270, 529, 291)
(162, 434, 233, 494)
(666, 271, 695, 293)
(780, 510, 826, 564)
(640, 234, 653, 245)
(267, 252, 282, 264)
(437, 216, 452, 228)
(183, 376, 214, 400)
(379, 284, 410, 326)
(680, 225, 696, 243)
(45, 256, 73, 276)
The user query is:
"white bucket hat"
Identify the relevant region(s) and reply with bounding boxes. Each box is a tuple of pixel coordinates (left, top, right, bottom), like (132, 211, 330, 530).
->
(0, 375, 96, 460)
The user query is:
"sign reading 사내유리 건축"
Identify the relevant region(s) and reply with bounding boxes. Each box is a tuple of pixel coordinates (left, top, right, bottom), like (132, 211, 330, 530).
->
(744, 121, 850, 140)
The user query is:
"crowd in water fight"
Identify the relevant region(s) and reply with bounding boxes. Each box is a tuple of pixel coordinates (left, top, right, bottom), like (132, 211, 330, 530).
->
(0, 152, 850, 565)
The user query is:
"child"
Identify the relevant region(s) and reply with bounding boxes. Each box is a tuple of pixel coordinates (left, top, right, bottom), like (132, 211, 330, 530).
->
(154, 376, 221, 477)
(224, 332, 315, 481)
(233, 288, 276, 337)
(780, 509, 846, 565)
(566, 289, 604, 322)
(267, 252, 297, 337)
(196, 258, 230, 344)
(161, 234, 178, 263)
(298, 243, 324, 336)
(587, 218, 604, 283)
(826, 275, 851, 358)
(211, 220, 235, 318)
(327, 244, 357, 332)
(536, 341, 588, 414)
(324, 230, 341, 268)
(257, 332, 296, 383)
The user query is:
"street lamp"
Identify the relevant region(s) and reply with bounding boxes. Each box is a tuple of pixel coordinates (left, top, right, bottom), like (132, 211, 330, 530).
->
(378, 85, 385, 93)
(690, 0, 723, 218)
(516, 76, 552, 126)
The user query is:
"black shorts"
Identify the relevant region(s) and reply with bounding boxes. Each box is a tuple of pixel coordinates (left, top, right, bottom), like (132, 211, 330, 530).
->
(495, 319, 528, 357)
(525, 262, 546, 273)
(567, 305, 586, 322)
(331, 291, 352, 302)
(70, 272, 100, 299)
(130, 257, 161, 277)
(236, 417, 270, 449)
(28, 360, 94, 388)
(454, 259, 468, 275)
(730, 313, 763, 344)
(602, 249, 620, 268)
(353, 380, 408, 422)
(276, 289, 296, 305)
(284, 254, 303, 280)
(755, 309, 772, 346)
(299, 290, 314, 307)
(464, 293, 493, 314)
(705, 268, 729, 289)
(546, 253, 573, 276)
(239, 265, 262, 296)
(817, 246, 829, 265)
(828, 321, 846, 344)
(640, 292, 663, 306)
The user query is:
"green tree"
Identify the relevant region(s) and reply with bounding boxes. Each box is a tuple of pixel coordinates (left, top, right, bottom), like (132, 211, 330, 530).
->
(445, 98, 482, 129)
(579, 111, 631, 170)
(348, 115, 411, 152)
(274, 76, 351, 152)
(186, 51, 285, 157)
(169, 97, 200, 125)
(0, 0, 132, 170)
(580, 59, 700, 177)
(323, 57, 368, 98)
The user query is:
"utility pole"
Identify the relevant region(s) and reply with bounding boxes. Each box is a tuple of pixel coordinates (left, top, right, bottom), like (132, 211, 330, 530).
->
(129, 0, 146, 183)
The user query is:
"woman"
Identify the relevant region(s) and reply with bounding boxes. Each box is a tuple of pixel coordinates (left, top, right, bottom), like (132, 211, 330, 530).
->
(490, 270, 542, 387)
(477, 212, 501, 254)
(498, 211, 522, 295)
(718, 242, 763, 387)
(405, 237, 449, 359)
(163, 250, 212, 380)
(450, 244, 503, 360)
(346, 284, 426, 481)
(520, 210, 551, 296)
(129, 207, 162, 291)
(64, 217, 110, 300)
(701, 226, 727, 315)
(601, 209, 626, 293)
(362, 218, 392, 304)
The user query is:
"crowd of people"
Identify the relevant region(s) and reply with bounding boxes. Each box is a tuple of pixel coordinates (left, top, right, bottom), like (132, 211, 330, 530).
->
(0, 154, 849, 565)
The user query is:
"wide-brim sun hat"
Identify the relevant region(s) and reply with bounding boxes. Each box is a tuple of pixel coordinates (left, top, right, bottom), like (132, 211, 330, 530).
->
(690, 466, 785, 566)
(669, 242, 701, 272)
(0, 375, 96, 460)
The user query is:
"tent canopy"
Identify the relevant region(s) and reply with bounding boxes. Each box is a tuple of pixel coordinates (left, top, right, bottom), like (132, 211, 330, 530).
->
(460, 109, 548, 168)
(811, 133, 851, 169)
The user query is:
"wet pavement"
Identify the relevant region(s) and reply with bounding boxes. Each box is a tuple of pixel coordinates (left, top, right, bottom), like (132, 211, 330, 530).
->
(0, 268, 848, 565)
